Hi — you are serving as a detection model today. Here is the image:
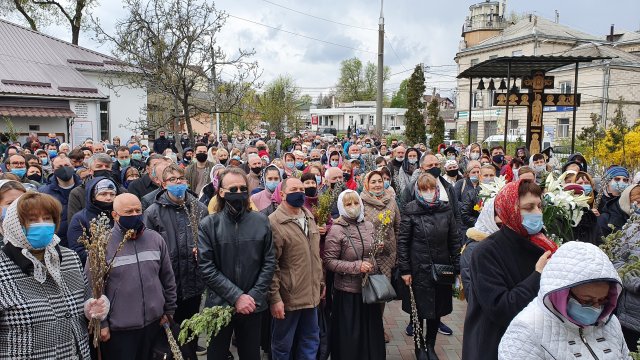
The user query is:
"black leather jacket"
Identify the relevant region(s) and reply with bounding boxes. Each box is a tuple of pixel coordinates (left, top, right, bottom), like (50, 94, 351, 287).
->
(198, 207, 276, 312)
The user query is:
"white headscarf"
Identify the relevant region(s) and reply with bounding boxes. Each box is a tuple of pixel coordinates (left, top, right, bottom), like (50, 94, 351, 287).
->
(337, 189, 365, 222)
(2, 195, 63, 285)
(474, 197, 500, 235)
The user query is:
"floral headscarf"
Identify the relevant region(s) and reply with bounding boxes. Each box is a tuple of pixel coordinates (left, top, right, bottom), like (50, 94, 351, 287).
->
(3, 195, 64, 285)
(494, 179, 558, 253)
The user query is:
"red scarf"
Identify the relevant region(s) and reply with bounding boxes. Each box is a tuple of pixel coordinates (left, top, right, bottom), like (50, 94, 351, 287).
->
(494, 179, 558, 253)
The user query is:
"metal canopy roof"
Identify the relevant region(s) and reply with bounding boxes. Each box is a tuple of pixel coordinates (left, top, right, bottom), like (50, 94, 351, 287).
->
(457, 55, 611, 79)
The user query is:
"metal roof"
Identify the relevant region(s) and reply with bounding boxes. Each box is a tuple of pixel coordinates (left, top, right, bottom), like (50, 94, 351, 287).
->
(457, 55, 611, 79)
(0, 19, 132, 99)
(0, 106, 76, 117)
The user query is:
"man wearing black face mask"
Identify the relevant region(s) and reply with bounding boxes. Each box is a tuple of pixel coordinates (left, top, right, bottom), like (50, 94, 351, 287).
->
(199, 168, 275, 358)
(268, 177, 323, 359)
(246, 154, 264, 194)
(153, 130, 170, 155)
(39, 156, 82, 247)
(490, 146, 506, 174)
(185, 143, 214, 195)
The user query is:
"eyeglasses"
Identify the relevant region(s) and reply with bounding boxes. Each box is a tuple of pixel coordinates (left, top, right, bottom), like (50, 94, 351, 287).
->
(222, 186, 248, 193)
(571, 293, 609, 307)
(164, 176, 187, 183)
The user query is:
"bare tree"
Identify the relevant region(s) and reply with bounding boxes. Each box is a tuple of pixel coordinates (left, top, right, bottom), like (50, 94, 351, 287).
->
(0, 0, 95, 44)
(93, 0, 260, 148)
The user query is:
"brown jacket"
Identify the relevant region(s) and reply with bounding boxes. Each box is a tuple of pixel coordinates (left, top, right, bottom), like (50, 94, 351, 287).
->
(269, 205, 323, 311)
(323, 216, 375, 294)
(360, 189, 401, 279)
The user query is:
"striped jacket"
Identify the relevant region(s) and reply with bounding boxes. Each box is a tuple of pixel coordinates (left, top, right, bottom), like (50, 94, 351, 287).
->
(92, 225, 177, 331)
(0, 244, 91, 359)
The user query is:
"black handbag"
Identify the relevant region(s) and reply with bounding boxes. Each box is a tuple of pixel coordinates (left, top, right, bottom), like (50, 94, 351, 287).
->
(345, 225, 397, 304)
(419, 218, 456, 286)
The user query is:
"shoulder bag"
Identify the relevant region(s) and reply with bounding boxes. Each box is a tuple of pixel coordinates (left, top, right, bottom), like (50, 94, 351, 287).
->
(419, 217, 456, 286)
(345, 224, 396, 304)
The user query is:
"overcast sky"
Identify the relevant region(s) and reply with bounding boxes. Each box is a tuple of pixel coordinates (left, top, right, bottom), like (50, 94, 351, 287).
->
(9, 0, 640, 99)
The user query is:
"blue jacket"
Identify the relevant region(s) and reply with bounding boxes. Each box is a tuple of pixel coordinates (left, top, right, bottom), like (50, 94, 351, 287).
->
(38, 174, 82, 247)
(67, 177, 118, 264)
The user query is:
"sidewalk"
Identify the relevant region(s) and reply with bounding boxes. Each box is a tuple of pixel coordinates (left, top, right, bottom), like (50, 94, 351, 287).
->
(208, 298, 467, 360)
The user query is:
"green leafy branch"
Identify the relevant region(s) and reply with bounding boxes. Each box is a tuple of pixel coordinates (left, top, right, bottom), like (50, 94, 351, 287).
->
(178, 306, 235, 346)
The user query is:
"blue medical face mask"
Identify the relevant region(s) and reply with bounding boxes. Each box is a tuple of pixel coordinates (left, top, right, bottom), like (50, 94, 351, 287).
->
(611, 180, 629, 193)
(582, 184, 593, 196)
(142, 150, 150, 157)
(48, 150, 58, 157)
(286, 161, 295, 169)
(265, 181, 279, 192)
(315, 175, 322, 185)
(330, 160, 339, 167)
(566, 297, 603, 326)
(383, 180, 390, 189)
(632, 203, 640, 215)
(295, 161, 304, 170)
(10, 168, 26, 178)
(166, 183, 188, 198)
(470, 176, 479, 184)
(118, 158, 131, 168)
(41, 157, 49, 166)
(24, 222, 56, 250)
(521, 213, 543, 235)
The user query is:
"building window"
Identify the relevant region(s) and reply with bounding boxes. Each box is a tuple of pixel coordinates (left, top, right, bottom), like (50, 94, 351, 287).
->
(470, 58, 479, 66)
(485, 121, 497, 137)
(472, 92, 482, 108)
(488, 90, 496, 108)
(369, 115, 374, 125)
(348, 115, 353, 125)
(508, 120, 519, 135)
(560, 81, 572, 94)
(469, 122, 479, 143)
(330, 120, 334, 126)
(100, 102, 109, 141)
(512, 50, 523, 56)
(360, 116, 365, 125)
(557, 118, 570, 138)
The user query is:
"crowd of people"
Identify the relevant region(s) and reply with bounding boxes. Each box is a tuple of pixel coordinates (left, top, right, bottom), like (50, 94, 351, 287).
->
(0, 129, 638, 360)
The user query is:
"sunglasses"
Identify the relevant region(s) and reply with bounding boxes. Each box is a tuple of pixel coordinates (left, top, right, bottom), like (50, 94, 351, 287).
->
(223, 186, 248, 193)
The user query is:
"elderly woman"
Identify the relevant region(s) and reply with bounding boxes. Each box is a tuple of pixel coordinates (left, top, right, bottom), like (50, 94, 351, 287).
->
(499, 242, 630, 359)
(443, 159, 461, 186)
(453, 160, 481, 203)
(323, 190, 384, 360)
(361, 170, 401, 343)
(0, 192, 108, 359)
(398, 173, 460, 359)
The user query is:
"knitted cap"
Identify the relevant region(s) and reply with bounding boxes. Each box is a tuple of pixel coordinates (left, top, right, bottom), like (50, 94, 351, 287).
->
(129, 145, 142, 153)
(605, 165, 629, 179)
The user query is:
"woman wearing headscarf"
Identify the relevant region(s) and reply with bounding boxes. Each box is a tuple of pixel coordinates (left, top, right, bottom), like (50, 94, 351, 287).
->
(0, 192, 109, 359)
(393, 147, 421, 201)
(199, 163, 225, 207)
(460, 197, 501, 300)
(251, 164, 282, 211)
(0, 180, 26, 243)
(325, 150, 343, 169)
(462, 179, 557, 360)
(499, 241, 630, 359)
(598, 183, 640, 237)
(397, 173, 460, 360)
(360, 170, 401, 343)
(323, 190, 384, 360)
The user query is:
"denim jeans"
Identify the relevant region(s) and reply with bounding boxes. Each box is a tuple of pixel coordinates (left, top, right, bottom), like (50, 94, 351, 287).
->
(271, 307, 320, 360)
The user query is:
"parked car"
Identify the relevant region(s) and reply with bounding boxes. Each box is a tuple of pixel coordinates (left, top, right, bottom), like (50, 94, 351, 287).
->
(388, 126, 405, 134)
(320, 127, 337, 142)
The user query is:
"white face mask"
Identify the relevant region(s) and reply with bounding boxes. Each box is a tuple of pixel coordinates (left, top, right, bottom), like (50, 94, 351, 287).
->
(470, 153, 480, 160)
(421, 191, 436, 203)
(345, 206, 361, 219)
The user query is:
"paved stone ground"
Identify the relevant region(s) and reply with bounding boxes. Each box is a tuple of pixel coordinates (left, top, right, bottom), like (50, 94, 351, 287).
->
(202, 298, 467, 360)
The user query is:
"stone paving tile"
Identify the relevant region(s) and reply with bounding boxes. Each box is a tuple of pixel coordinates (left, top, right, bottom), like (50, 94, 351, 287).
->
(202, 298, 467, 360)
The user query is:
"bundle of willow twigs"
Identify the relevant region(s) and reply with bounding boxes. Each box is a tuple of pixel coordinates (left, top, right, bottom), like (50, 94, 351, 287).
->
(79, 214, 133, 347)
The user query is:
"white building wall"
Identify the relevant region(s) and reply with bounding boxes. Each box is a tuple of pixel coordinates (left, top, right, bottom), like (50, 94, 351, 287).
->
(83, 72, 147, 143)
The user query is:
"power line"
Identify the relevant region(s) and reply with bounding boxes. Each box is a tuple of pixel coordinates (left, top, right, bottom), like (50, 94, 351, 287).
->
(261, 0, 378, 32)
(385, 35, 408, 71)
(227, 14, 376, 54)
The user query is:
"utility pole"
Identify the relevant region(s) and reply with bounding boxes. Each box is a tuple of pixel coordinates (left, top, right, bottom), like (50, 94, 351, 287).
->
(210, 58, 220, 143)
(375, 0, 384, 137)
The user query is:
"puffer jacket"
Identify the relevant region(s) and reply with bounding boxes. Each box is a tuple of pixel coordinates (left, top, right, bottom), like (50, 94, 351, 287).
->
(499, 241, 630, 359)
(397, 200, 461, 319)
(268, 205, 323, 311)
(198, 207, 276, 312)
(612, 218, 640, 333)
(323, 216, 375, 294)
(144, 190, 207, 301)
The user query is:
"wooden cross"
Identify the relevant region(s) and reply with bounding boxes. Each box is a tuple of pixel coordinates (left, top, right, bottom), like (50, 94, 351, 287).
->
(493, 70, 581, 154)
